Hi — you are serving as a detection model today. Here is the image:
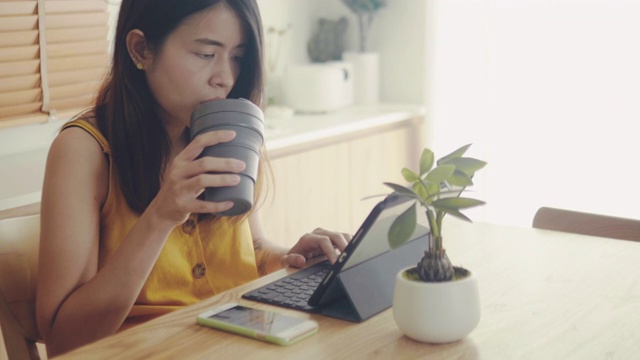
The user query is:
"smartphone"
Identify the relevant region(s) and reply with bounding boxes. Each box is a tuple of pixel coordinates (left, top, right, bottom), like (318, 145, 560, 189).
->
(196, 303, 319, 346)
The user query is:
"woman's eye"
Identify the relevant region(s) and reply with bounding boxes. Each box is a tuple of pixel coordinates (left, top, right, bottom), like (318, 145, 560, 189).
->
(197, 53, 215, 59)
(232, 55, 244, 63)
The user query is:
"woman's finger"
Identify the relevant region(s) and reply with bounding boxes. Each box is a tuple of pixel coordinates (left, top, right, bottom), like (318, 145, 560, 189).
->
(179, 130, 236, 161)
(184, 173, 241, 197)
(302, 232, 339, 263)
(188, 198, 234, 214)
(181, 156, 245, 179)
(310, 227, 350, 252)
(281, 254, 306, 269)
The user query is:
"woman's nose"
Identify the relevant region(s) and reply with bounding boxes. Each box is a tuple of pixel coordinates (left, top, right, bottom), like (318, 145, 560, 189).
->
(209, 57, 235, 90)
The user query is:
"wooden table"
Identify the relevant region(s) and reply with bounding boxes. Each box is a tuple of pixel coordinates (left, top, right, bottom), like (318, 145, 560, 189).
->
(57, 220, 640, 359)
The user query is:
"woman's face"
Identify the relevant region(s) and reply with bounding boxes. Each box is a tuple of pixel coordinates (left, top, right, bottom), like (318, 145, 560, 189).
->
(144, 4, 247, 126)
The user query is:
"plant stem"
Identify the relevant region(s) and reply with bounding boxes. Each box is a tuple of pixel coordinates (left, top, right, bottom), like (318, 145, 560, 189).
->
(357, 12, 375, 52)
(436, 210, 444, 250)
(358, 14, 366, 52)
(426, 209, 438, 251)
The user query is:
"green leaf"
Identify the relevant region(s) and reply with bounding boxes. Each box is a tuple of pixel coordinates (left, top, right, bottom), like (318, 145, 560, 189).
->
(440, 157, 487, 176)
(438, 208, 473, 223)
(425, 164, 455, 184)
(426, 182, 440, 198)
(401, 168, 419, 182)
(437, 144, 472, 165)
(381, 144, 487, 233)
(360, 193, 393, 201)
(419, 148, 434, 176)
(432, 197, 486, 211)
(447, 169, 474, 187)
(383, 182, 419, 199)
(388, 202, 417, 249)
(412, 181, 428, 200)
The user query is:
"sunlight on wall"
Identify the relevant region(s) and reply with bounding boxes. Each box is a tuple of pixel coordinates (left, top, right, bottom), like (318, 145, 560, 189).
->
(427, 0, 640, 226)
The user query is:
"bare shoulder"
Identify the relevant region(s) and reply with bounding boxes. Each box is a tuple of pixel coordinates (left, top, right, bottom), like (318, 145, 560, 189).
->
(50, 111, 102, 155)
(45, 116, 109, 209)
(48, 123, 107, 173)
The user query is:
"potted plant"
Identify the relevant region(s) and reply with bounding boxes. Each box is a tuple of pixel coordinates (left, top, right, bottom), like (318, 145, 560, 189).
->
(340, 0, 388, 105)
(384, 144, 487, 343)
(341, 0, 387, 52)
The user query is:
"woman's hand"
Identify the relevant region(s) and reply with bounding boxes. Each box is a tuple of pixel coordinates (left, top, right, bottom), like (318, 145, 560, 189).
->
(282, 228, 352, 268)
(147, 130, 246, 227)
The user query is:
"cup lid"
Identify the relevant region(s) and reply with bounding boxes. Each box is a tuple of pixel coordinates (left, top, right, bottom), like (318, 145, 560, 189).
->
(190, 98, 264, 125)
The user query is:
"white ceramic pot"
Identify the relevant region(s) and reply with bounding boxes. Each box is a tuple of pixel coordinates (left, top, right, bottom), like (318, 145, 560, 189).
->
(392, 266, 480, 343)
(282, 61, 353, 113)
(342, 52, 379, 105)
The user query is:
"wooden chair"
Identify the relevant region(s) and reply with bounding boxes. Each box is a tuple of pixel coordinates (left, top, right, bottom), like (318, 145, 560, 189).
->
(0, 210, 43, 359)
(532, 206, 640, 242)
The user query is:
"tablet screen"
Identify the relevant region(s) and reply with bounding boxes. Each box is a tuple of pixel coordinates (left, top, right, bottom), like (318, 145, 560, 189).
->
(341, 197, 429, 271)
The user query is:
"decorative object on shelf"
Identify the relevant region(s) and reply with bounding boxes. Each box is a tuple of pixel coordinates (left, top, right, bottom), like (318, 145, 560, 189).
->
(340, 0, 387, 105)
(283, 62, 353, 113)
(342, 51, 378, 105)
(281, 17, 352, 114)
(384, 144, 487, 343)
(341, 0, 387, 52)
(265, 23, 292, 107)
(307, 17, 348, 63)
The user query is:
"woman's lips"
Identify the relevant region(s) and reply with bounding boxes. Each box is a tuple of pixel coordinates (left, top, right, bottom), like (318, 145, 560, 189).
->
(202, 97, 223, 104)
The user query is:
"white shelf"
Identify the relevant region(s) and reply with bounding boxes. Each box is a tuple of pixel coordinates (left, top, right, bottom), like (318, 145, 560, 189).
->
(0, 103, 425, 208)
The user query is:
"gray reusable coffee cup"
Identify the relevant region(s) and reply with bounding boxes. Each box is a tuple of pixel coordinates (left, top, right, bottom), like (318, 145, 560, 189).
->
(190, 98, 264, 216)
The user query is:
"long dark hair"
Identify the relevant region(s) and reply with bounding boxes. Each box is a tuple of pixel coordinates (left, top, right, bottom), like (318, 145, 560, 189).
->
(95, 0, 266, 215)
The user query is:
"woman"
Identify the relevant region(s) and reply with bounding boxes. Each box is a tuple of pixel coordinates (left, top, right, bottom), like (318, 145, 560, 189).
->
(36, 0, 350, 356)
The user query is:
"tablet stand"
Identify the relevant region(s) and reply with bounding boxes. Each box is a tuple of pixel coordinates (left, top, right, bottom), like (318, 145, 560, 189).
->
(318, 234, 427, 322)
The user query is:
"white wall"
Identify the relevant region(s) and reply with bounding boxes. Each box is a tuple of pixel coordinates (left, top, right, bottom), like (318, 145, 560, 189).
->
(375, 0, 428, 104)
(426, 0, 640, 226)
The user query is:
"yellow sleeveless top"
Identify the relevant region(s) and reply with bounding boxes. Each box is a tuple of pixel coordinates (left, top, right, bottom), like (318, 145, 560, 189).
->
(62, 119, 259, 328)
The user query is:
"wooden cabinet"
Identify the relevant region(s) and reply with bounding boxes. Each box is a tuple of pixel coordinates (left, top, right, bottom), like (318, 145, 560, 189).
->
(259, 142, 351, 246)
(260, 116, 423, 247)
(347, 127, 419, 232)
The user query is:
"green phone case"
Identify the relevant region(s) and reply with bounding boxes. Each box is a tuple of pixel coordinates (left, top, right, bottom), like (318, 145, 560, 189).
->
(196, 310, 318, 346)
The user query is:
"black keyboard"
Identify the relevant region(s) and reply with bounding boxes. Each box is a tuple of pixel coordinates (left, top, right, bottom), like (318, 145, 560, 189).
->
(242, 260, 332, 312)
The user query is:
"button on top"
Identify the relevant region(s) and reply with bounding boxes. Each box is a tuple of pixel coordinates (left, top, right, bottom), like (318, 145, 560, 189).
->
(192, 263, 206, 278)
(182, 219, 197, 234)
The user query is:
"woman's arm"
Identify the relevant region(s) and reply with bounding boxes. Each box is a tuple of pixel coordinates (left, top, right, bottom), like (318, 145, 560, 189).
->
(249, 211, 288, 275)
(249, 211, 352, 275)
(37, 129, 242, 356)
(36, 128, 177, 356)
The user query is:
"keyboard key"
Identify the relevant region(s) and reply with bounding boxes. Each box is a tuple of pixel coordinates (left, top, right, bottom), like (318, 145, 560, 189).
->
(241, 260, 331, 312)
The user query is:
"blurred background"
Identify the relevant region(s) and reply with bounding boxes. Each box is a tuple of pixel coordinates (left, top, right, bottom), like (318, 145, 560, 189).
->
(256, 0, 640, 227)
(1, 0, 639, 228)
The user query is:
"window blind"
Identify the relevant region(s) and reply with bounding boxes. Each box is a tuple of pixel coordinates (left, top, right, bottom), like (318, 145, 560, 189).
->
(0, 0, 110, 128)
